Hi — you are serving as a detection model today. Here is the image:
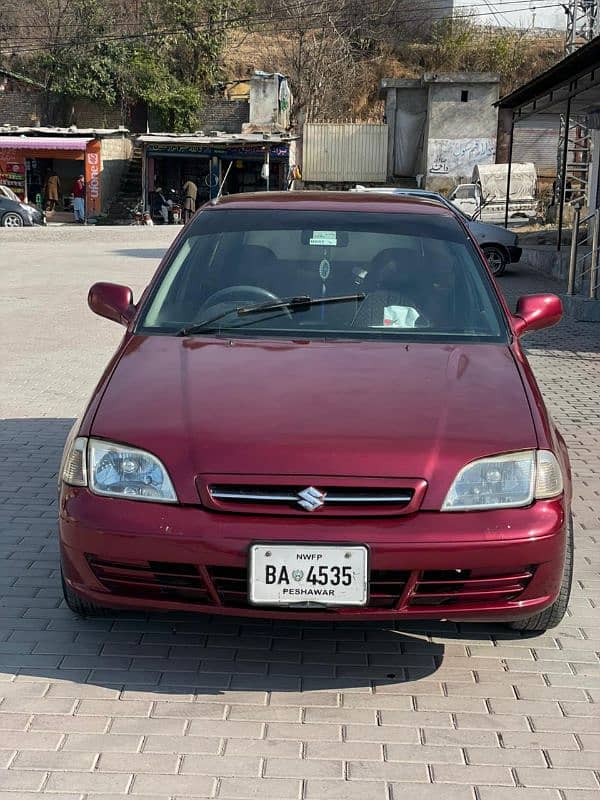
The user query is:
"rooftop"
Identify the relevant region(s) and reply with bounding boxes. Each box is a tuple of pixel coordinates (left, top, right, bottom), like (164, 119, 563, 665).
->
(497, 35, 600, 117)
(0, 125, 129, 137)
(138, 131, 297, 145)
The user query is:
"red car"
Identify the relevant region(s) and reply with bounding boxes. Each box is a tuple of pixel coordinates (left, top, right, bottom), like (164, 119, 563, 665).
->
(59, 192, 572, 631)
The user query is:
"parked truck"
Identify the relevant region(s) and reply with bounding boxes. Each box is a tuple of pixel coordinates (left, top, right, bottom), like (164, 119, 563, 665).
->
(448, 162, 539, 225)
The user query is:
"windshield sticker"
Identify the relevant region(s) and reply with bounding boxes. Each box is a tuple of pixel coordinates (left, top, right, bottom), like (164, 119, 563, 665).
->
(310, 231, 337, 246)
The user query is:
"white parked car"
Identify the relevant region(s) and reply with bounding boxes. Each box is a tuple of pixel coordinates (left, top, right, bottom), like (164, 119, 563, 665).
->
(352, 186, 522, 277)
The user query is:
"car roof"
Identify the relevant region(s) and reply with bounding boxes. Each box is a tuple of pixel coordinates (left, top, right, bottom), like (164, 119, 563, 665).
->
(211, 191, 456, 217)
(355, 186, 446, 200)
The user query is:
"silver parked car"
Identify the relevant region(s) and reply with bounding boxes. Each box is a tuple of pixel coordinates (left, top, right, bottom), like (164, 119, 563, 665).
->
(352, 186, 521, 277)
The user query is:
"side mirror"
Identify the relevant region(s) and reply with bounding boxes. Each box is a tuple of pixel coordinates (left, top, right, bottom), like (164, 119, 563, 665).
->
(88, 282, 135, 325)
(512, 294, 562, 336)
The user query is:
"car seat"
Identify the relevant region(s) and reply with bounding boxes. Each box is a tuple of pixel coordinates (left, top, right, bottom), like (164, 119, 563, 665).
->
(352, 247, 426, 328)
(219, 244, 281, 295)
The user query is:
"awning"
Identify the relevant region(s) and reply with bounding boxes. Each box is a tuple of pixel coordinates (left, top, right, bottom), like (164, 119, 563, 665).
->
(0, 136, 93, 151)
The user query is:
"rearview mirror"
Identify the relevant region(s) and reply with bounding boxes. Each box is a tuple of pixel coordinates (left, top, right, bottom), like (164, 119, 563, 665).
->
(512, 294, 562, 336)
(88, 282, 135, 325)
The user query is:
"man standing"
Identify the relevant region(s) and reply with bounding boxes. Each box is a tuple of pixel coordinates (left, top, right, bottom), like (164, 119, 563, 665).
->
(72, 174, 85, 223)
(182, 176, 198, 224)
(44, 171, 61, 211)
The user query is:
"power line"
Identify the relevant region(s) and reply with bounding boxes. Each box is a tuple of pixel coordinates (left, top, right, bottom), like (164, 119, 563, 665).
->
(1, 0, 570, 57)
(0, 0, 569, 36)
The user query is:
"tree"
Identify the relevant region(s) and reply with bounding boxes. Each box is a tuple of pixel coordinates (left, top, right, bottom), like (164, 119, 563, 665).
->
(3, 0, 252, 130)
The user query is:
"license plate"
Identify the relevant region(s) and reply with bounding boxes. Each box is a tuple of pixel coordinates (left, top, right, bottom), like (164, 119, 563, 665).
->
(249, 544, 368, 606)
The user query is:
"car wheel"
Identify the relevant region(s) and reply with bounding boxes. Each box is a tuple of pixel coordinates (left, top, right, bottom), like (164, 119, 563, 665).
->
(482, 244, 507, 277)
(1, 212, 25, 228)
(61, 570, 114, 617)
(508, 515, 573, 633)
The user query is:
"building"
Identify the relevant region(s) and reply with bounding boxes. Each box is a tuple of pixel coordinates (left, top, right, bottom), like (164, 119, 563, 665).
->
(139, 132, 296, 208)
(497, 35, 600, 319)
(138, 72, 294, 209)
(381, 73, 500, 191)
(0, 127, 132, 219)
(497, 35, 600, 234)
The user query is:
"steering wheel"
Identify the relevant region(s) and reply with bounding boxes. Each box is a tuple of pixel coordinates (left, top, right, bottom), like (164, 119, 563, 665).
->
(199, 285, 293, 319)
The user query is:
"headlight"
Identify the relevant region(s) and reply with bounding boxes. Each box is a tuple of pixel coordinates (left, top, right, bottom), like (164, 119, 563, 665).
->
(89, 439, 177, 502)
(442, 450, 562, 511)
(62, 436, 177, 503)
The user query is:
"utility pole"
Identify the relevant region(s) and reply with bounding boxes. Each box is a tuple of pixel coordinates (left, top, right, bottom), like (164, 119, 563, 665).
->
(555, 0, 598, 212)
(565, 0, 598, 53)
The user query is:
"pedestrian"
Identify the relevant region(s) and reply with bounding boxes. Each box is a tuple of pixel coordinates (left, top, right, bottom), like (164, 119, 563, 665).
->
(142, 212, 154, 226)
(72, 174, 85, 223)
(182, 176, 198, 223)
(44, 171, 61, 211)
(152, 187, 169, 224)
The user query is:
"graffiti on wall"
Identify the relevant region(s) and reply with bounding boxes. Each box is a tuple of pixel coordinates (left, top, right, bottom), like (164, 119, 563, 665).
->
(428, 138, 496, 178)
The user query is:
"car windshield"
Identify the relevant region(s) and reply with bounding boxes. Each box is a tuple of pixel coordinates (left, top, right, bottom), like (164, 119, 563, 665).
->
(137, 208, 507, 342)
(1, 186, 19, 202)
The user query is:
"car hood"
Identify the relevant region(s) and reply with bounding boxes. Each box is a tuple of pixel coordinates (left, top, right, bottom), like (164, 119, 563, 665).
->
(91, 335, 537, 507)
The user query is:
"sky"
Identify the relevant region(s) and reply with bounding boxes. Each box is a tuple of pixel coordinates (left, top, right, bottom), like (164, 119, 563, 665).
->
(452, 0, 567, 29)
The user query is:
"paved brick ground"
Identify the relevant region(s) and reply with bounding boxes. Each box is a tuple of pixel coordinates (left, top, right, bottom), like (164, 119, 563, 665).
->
(0, 227, 599, 800)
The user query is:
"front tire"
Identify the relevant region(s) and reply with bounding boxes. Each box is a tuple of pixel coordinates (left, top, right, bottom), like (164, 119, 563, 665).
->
(1, 212, 25, 228)
(61, 570, 114, 617)
(508, 516, 573, 633)
(482, 244, 508, 277)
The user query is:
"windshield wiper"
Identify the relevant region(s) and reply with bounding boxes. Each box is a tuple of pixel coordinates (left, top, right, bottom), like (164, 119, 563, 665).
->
(176, 293, 365, 336)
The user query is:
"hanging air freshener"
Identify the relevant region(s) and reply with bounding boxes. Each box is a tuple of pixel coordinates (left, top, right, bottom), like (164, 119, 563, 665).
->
(319, 259, 331, 281)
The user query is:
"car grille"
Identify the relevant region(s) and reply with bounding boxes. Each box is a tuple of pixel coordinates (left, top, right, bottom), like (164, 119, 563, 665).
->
(86, 556, 212, 604)
(408, 567, 535, 607)
(368, 570, 412, 608)
(86, 557, 534, 611)
(207, 566, 248, 607)
(201, 479, 426, 516)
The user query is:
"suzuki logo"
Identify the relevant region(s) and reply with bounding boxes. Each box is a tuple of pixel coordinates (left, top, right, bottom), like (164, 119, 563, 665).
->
(297, 486, 326, 512)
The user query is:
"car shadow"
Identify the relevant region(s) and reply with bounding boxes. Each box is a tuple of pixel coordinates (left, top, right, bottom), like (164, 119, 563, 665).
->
(0, 417, 542, 699)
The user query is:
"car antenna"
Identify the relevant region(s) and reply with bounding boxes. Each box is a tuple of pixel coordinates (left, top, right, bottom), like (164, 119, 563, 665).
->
(211, 161, 234, 205)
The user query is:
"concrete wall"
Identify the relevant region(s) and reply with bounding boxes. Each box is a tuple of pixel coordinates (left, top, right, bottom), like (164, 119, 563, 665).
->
(198, 99, 249, 133)
(100, 137, 133, 213)
(521, 245, 570, 282)
(249, 74, 291, 130)
(425, 76, 499, 192)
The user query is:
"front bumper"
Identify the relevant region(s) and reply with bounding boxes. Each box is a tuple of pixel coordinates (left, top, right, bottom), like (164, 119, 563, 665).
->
(507, 245, 522, 263)
(60, 488, 567, 622)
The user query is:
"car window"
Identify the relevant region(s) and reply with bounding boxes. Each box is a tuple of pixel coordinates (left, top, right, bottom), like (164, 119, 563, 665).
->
(454, 186, 477, 200)
(138, 209, 507, 343)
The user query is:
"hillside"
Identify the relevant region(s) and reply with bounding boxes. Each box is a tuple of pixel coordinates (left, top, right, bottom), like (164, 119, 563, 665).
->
(223, 24, 564, 123)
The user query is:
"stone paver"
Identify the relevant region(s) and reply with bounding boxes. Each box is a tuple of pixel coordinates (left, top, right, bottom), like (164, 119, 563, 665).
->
(0, 226, 599, 798)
